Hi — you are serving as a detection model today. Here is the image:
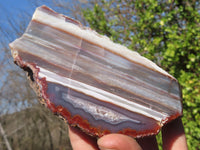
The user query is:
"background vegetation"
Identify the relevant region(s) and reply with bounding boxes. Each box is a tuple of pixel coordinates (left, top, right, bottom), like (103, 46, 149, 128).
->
(0, 0, 199, 150)
(83, 0, 200, 149)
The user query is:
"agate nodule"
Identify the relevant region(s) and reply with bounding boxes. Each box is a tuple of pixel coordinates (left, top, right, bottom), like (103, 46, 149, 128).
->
(9, 6, 182, 138)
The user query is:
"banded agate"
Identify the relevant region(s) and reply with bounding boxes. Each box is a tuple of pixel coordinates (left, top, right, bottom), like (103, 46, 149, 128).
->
(9, 6, 182, 138)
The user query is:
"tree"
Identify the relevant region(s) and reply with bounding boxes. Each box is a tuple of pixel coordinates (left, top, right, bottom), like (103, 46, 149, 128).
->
(82, 0, 200, 149)
(0, 2, 73, 149)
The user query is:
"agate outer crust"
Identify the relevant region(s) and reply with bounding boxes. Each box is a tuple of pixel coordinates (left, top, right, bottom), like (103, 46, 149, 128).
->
(9, 6, 183, 138)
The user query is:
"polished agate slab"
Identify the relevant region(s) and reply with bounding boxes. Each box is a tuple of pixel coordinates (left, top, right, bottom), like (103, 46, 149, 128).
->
(9, 6, 182, 138)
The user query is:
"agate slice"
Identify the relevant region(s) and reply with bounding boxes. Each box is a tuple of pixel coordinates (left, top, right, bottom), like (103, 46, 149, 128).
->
(9, 6, 182, 138)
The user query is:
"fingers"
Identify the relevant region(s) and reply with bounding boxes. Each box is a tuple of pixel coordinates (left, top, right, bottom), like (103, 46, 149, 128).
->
(97, 134, 142, 150)
(162, 117, 188, 150)
(68, 125, 99, 150)
(68, 125, 142, 150)
(136, 136, 158, 150)
(68, 118, 187, 150)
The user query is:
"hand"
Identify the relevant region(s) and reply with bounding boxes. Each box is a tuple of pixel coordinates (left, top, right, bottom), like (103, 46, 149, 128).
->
(68, 117, 188, 150)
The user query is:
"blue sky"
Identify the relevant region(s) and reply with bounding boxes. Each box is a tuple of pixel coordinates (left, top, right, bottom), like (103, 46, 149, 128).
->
(0, 0, 35, 23)
(0, 0, 32, 11)
(0, 0, 76, 40)
(0, 0, 80, 115)
(0, 0, 46, 114)
(0, 0, 38, 44)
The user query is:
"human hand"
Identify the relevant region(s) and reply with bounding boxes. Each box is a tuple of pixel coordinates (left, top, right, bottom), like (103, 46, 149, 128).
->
(68, 117, 188, 150)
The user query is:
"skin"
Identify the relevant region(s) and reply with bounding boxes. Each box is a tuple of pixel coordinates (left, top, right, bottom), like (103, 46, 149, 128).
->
(68, 117, 188, 150)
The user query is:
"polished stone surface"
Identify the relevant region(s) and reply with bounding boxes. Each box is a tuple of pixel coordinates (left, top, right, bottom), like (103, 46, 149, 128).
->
(9, 6, 182, 138)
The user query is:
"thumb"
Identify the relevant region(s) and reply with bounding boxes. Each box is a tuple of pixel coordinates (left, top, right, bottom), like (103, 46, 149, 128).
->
(97, 134, 142, 150)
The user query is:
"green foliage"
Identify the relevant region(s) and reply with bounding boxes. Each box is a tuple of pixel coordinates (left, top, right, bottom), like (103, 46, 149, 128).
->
(83, 0, 200, 149)
(83, 3, 119, 41)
